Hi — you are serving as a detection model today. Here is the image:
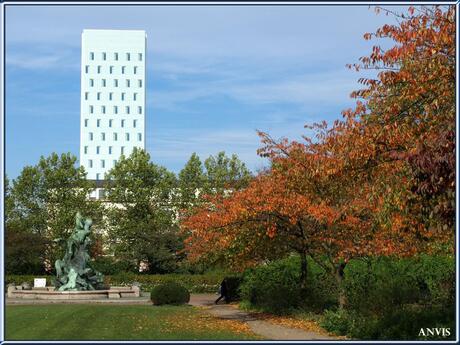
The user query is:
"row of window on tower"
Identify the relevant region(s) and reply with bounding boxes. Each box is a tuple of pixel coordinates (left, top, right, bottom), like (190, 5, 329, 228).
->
(87, 132, 142, 142)
(88, 105, 142, 115)
(87, 159, 109, 169)
(84, 118, 139, 128)
(85, 65, 141, 75)
(88, 78, 143, 88)
(84, 92, 140, 102)
(87, 158, 113, 170)
(84, 145, 134, 156)
(89, 52, 142, 62)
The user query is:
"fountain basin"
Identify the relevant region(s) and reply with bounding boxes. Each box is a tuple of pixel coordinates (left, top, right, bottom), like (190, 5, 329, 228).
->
(7, 285, 140, 300)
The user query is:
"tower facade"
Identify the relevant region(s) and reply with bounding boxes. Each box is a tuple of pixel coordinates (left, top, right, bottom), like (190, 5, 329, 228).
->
(80, 29, 146, 180)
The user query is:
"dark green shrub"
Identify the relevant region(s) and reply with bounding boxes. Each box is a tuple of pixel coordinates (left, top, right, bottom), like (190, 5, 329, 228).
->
(5, 275, 52, 288)
(150, 281, 190, 305)
(224, 276, 243, 302)
(240, 256, 303, 313)
(416, 254, 455, 307)
(7, 272, 226, 293)
(240, 255, 337, 313)
(343, 257, 420, 314)
(321, 308, 353, 336)
(302, 257, 338, 310)
(376, 305, 455, 340)
(322, 255, 455, 340)
(322, 305, 455, 340)
(343, 255, 455, 315)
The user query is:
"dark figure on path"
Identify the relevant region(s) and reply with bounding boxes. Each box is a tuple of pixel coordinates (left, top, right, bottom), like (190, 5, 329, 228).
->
(215, 278, 228, 304)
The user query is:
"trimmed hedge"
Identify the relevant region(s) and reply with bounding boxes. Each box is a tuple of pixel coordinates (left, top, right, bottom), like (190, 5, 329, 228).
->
(150, 282, 190, 305)
(105, 272, 226, 293)
(5, 275, 53, 287)
(6, 273, 226, 293)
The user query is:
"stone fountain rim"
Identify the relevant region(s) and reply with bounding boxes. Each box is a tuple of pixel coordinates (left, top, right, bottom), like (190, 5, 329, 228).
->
(7, 285, 140, 299)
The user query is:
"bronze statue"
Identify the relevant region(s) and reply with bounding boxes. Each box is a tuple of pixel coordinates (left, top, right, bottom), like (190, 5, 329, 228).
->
(54, 212, 104, 291)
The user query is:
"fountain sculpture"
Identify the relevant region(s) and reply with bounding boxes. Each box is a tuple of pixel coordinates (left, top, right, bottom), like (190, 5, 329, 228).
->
(7, 212, 140, 300)
(54, 212, 104, 291)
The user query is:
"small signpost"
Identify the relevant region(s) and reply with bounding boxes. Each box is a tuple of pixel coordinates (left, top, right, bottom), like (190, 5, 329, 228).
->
(34, 278, 47, 288)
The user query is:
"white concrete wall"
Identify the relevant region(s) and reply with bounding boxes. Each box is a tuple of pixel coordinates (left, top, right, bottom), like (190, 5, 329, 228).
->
(80, 29, 146, 180)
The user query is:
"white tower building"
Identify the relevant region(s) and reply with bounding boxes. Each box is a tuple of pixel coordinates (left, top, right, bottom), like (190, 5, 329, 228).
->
(80, 29, 146, 181)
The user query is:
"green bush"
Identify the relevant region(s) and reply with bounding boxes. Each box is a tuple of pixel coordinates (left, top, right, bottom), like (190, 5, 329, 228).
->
(150, 281, 190, 305)
(224, 275, 243, 302)
(240, 255, 337, 314)
(5, 275, 52, 287)
(321, 305, 455, 340)
(301, 257, 338, 311)
(322, 254, 456, 340)
(416, 254, 455, 306)
(378, 305, 455, 340)
(239, 254, 454, 339)
(321, 308, 352, 336)
(240, 256, 303, 313)
(343, 257, 421, 315)
(343, 255, 455, 315)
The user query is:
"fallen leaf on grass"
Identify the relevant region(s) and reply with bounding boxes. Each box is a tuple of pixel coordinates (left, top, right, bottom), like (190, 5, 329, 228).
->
(163, 310, 256, 337)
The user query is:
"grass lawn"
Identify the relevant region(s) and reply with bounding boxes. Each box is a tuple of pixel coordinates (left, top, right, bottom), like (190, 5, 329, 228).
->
(6, 304, 260, 340)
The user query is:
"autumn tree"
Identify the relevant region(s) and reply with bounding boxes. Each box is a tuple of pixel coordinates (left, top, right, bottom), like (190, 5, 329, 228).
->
(182, 6, 455, 308)
(183, 130, 382, 302)
(345, 5, 455, 246)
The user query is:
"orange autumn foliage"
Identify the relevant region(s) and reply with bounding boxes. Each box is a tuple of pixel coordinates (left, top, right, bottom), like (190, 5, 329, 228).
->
(181, 6, 454, 273)
(344, 5, 455, 242)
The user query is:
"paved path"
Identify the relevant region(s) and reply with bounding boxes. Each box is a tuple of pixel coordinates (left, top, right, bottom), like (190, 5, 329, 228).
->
(189, 294, 338, 341)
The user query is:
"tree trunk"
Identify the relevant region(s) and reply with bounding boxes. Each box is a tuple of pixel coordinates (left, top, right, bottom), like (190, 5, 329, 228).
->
(336, 262, 347, 309)
(300, 251, 308, 289)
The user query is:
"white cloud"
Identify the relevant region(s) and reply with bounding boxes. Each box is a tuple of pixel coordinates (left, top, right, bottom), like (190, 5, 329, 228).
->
(147, 128, 266, 173)
(6, 5, 404, 61)
(148, 67, 359, 112)
(6, 54, 62, 69)
(226, 74, 357, 105)
(145, 119, 318, 173)
(6, 45, 80, 70)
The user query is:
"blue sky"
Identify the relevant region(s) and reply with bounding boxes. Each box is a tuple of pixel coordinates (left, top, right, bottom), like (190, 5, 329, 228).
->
(5, 5, 405, 179)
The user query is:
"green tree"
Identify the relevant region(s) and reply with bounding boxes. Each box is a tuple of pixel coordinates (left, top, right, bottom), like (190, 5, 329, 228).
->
(6, 153, 99, 270)
(203, 151, 252, 194)
(178, 153, 206, 210)
(105, 148, 183, 273)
